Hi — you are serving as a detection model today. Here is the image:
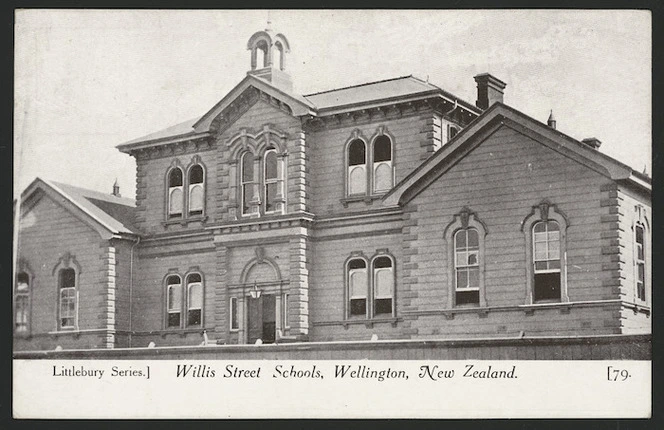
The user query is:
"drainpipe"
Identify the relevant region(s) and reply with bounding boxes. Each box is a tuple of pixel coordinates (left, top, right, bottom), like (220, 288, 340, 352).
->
(128, 236, 140, 348)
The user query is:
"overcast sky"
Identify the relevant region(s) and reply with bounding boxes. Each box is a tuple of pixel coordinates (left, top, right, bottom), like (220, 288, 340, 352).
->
(14, 9, 651, 199)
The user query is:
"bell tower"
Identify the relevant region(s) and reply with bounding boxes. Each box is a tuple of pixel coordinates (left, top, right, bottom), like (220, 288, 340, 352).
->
(246, 22, 293, 92)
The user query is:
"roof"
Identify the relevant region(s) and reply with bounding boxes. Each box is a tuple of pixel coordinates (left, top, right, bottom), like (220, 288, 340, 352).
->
(118, 74, 480, 152)
(383, 102, 651, 207)
(22, 178, 139, 236)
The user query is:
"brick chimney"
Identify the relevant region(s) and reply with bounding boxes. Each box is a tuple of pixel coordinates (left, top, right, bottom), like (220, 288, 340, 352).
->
(474, 73, 507, 109)
(581, 137, 602, 150)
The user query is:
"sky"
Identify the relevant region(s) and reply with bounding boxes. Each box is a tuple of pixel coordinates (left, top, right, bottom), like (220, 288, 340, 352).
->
(14, 10, 651, 199)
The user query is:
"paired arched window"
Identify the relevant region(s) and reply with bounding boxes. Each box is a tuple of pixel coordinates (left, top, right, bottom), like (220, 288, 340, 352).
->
(166, 272, 204, 329)
(15, 272, 30, 333)
(239, 147, 283, 216)
(168, 168, 184, 218)
(346, 133, 394, 197)
(454, 229, 480, 305)
(166, 162, 206, 220)
(58, 268, 77, 329)
(346, 254, 395, 318)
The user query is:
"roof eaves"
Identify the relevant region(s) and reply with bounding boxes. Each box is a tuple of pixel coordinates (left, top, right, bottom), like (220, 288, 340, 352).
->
(116, 131, 210, 153)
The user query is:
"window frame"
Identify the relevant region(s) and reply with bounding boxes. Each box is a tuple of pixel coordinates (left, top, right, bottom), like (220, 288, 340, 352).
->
(229, 296, 239, 331)
(347, 138, 368, 197)
(240, 151, 255, 216)
(371, 134, 394, 194)
(263, 148, 279, 214)
(521, 201, 569, 305)
(165, 274, 183, 329)
(57, 267, 78, 330)
(185, 273, 204, 327)
(282, 292, 290, 329)
(15, 271, 31, 335)
(532, 220, 562, 302)
(632, 206, 650, 305)
(346, 257, 369, 318)
(166, 166, 185, 219)
(453, 228, 481, 306)
(371, 255, 396, 317)
(187, 163, 206, 218)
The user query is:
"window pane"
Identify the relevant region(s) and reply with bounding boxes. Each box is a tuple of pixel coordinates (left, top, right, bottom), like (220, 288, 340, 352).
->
(534, 232, 547, 243)
(375, 298, 392, 315)
(168, 286, 182, 311)
(547, 231, 559, 242)
(456, 290, 479, 305)
(188, 284, 203, 309)
(548, 260, 561, 270)
(350, 270, 367, 298)
(467, 251, 478, 266)
(15, 296, 28, 331)
(638, 263, 645, 283)
(547, 221, 560, 232)
(637, 244, 644, 261)
(348, 259, 366, 270)
(348, 140, 366, 166)
(189, 184, 204, 212)
(455, 230, 467, 249)
(168, 313, 180, 328)
(167, 275, 181, 285)
(350, 298, 366, 316)
(549, 240, 560, 259)
(17, 281, 28, 292)
(169, 168, 183, 187)
(534, 243, 547, 261)
(242, 184, 253, 214)
(60, 268, 75, 289)
(374, 162, 392, 192)
(467, 229, 479, 248)
(456, 269, 468, 289)
(534, 272, 561, 301)
(169, 188, 183, 214)
(534, 261, 548, 271)
(375, 269, 394, 298)
(374, 257, 392, 269)
(373, 136, 391, 162)
(265, 182, 277, 212)
(187, 309, 201, 326)
(242, 153, 254, 182)
(636, 226, 644, 244)
(534, 222, 547, 233)
(456, 250, 468, 266)
(17, 272, 29, 285)
(189, 165, 204, 184)
(187, 273, 201, 284)
(265, 150, 277, 179)
(349, 166, 366, 194)
(468, 268, 480, 289)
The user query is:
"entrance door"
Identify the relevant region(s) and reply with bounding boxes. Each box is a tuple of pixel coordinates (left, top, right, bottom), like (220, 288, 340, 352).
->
(247, 294, 276, 344)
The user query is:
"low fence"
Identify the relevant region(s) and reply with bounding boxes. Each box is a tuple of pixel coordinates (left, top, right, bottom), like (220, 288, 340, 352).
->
(13, 333, 651, 360)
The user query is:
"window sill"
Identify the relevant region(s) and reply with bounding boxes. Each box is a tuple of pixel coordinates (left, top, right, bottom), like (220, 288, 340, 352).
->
(340, 194, 384, 208)
(159, 327, 205, 338)
(313, 317, 401, 329)
(162, 215, 208, 228)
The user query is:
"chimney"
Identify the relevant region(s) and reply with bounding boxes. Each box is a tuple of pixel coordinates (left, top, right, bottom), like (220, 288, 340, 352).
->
(581, 137, 602, 150)
(112, 179, 121, 197)
(547, 110, 556, 129)
(474, 73, 507, 109)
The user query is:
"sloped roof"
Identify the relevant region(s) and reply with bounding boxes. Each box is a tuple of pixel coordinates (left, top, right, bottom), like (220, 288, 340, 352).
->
(383, 102, 651, 207)
(21, 178, 139, 236)
(122, 118, 200, 146)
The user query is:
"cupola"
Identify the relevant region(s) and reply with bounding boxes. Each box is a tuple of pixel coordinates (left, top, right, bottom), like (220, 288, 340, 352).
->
(246, 21, 293, 92)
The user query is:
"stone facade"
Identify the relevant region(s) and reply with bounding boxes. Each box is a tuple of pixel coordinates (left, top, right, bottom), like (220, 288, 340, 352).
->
(14, 27, 651, 351)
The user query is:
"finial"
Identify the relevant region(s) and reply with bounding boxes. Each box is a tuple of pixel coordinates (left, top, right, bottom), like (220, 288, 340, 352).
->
(547, 110, 556, 129)
(112, 178, 121, 197)
(266, 11, 272, 31)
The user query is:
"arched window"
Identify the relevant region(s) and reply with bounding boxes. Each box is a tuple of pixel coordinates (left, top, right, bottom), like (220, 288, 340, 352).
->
(168, 168, 184, 218)
(58, 268, 77, 329)
(241, 152, 254, 215)
(635, 223, 646, 302)
(274, 42, 284, 70)
(373, 135, 393, 193)
(373, 256, 394, 316)
(15, 272, 30, 333)
(166, 275, 182, 328)
(264, 148, 278, 213)
(188, 165, 204, 216)
(532, 221, 561, 302)
(454, 229, 480, 305)
(255, 40, 268, 69)
(348, 258, 368, 317)
(348, 139, 367, 195)
(186, 273, 203, 326)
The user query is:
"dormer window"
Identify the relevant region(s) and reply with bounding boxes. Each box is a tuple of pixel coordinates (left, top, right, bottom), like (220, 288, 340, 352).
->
(348, 139, 367, 196)
(168, 167, 184, 218)
(188, 165, 205, 217)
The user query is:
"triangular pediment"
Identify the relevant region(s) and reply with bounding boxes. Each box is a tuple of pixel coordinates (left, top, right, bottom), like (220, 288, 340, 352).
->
(383, 103, 650, 207)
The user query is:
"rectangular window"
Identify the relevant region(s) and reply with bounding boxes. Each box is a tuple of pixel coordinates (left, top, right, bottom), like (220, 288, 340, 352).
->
(15, 273, 30, 333)
(230, 297, 239, 331)
(282, 293, 290, 329)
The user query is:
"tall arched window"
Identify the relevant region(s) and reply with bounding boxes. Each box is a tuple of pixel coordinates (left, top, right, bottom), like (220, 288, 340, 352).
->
(532, 220, 561, 302)
(348, 258, 368, 317)
(373, 136, 393, 193)
(15, 272, 30, 333)
(635, 224, 646, 302)
(348, 139, 367, 195)
(168, 168, 184, 218)
(264, 148, 278, 213)
(454, 229, 480, 305)
(166, 275, 182, 328)
(373, 256, 394, 316)
(188, 165, 205, 217)
(58, 268, 77, 329)
(186, 273, 203, 326)
(241, 152, 254, 215)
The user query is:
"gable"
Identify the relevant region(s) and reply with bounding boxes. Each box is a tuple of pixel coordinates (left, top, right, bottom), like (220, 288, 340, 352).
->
(383, 103, 650, 207)
(218, 95, 301, 141)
